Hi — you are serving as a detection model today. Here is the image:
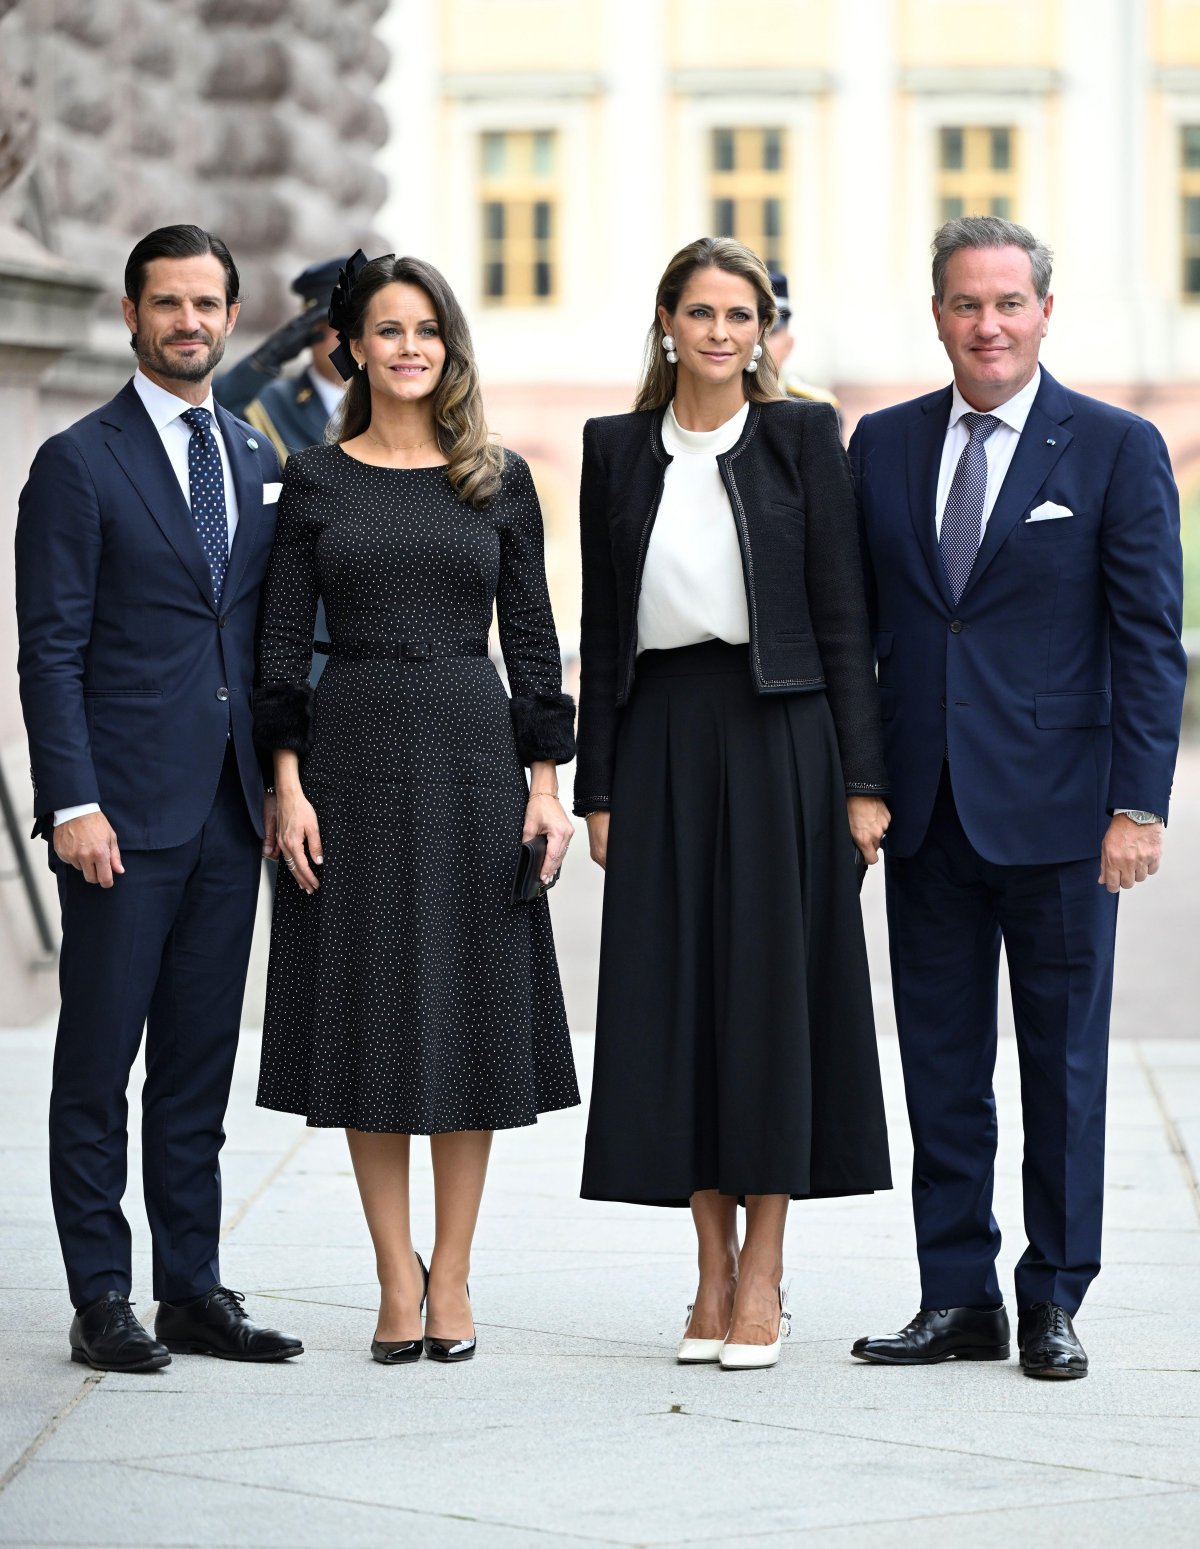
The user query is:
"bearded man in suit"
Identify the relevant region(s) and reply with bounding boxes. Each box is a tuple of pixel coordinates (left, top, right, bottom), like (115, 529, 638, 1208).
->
(848, 216, 1186, 1379)
(16, 223, 303, 1372)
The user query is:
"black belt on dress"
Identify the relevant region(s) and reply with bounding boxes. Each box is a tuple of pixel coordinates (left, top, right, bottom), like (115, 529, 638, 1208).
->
(313, 638, 488, 662)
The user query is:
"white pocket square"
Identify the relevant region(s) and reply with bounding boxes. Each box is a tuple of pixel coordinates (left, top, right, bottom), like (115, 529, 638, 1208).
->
(1027, 500, 1073, 523)
(262, 482, 282, 504)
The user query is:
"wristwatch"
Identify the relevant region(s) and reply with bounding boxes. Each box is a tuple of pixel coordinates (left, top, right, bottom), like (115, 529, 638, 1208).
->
(1115, 809, 1163, 825)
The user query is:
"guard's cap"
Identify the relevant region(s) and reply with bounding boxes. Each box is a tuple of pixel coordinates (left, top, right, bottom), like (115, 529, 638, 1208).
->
(769, 270, 792, 326)
(291, 256, 352, 306)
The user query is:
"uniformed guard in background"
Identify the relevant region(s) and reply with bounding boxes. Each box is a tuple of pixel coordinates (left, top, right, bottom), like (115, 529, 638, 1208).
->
(767, 270, 840, 414)
(215, 256, 349, 460)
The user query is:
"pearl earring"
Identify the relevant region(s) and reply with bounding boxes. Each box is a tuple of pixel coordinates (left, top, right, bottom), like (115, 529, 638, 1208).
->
(745, 343, 763, 375)
(661, 334, 678, 365)
(357, 360, 366, 372)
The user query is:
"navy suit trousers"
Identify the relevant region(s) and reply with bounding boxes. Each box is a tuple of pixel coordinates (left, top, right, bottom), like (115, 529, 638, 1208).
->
(884, 764, 1118, 1315)
(49, 750, 261, 1308)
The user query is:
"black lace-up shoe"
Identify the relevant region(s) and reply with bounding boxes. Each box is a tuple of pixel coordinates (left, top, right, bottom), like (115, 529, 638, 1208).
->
(155, 1285, 303, 1362)
(69, 1292, 171, 1372)
(1018, 1302, 1088, 1379)
(852, 1305, 1011, 1365)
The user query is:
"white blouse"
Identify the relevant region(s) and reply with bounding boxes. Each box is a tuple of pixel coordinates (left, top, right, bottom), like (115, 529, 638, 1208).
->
(636, 401, 751, 654)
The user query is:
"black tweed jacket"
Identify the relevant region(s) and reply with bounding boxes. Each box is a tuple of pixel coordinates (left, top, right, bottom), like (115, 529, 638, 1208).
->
(575, 397, 887, 814)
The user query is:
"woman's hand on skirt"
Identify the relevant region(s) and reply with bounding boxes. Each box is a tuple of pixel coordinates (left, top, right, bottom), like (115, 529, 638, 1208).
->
(523, 793, 574, 885)
(585, 811, 610, 871)
(847, 796, 891, 866)
(278, 790, 324, 893)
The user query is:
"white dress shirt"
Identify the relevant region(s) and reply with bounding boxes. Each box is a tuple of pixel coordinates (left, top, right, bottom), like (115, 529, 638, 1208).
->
(310, 367, 345, 422)
(54, 371, 241, 827)
(934, 367, 1041, 538)
(636, 401, 750, 654)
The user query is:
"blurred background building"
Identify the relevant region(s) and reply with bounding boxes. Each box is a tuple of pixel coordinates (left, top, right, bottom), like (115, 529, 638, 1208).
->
(373, 0, 1200, 629)
(0, 0, 1197, 1017)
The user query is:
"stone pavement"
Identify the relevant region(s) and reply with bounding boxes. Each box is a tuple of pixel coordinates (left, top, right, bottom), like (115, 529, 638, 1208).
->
(1, 750, 1198, 1548)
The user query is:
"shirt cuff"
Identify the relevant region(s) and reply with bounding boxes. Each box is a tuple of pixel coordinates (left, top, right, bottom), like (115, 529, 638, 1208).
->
(53, 803, 101, 826)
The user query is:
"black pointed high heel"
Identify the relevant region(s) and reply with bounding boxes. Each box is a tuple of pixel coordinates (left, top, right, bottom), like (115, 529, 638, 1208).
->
(370, 1252, 428, 1365)
(423, 1280, 476, 1363)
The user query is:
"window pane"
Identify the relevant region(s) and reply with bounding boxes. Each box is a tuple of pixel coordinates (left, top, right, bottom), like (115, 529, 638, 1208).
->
(532, 131, 553, 176)
(1185, 197, 1200, 237)
(940, 127, 963, 170)
(991, 196, 1012, 219)
(534, 261, 552, 298)
(482, 133, 505, 176)
(533, 200, 552, 240)
(1183, 126, 1200, 169)
(713, 129, 735, 172)
(484, 262, 505, 298)
(763, 197, 782, 239)
(763, 129, 783, 171)
(1185, 256, 1200, 295)
(484, 201, 505, 239)
(713, 197, 735, 236)
(990, 128, 1012, 170)
(941, 195, 965, 221)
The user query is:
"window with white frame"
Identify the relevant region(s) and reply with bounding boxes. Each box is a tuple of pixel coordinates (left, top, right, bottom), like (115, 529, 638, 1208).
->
(479, 130, 558, 306)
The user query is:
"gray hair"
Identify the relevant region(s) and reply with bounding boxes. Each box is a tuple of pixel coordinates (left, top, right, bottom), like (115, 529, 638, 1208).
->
(931, 216, 1054, 303)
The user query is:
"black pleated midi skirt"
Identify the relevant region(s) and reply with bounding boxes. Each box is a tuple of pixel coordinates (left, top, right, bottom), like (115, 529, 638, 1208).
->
(581, 641, 891, 1206)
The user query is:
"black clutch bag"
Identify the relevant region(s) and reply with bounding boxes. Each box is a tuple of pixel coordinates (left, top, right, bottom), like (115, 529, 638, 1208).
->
(512, 835, 559, 905)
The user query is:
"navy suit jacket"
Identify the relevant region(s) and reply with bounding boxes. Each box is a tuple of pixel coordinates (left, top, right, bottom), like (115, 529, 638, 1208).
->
(15, 379, 282, 850)
(849, 369, 1187, 864)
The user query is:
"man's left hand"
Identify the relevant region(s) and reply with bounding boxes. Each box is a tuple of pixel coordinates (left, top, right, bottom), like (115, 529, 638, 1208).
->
(262, 791, 280, 859)
(1098, 814, 1163, 892)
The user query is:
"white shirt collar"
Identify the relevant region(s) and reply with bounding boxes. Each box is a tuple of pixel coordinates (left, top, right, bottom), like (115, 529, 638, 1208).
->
(948, 366, 1041, 437)
(309, 366, 346, 419)
(132, 369, 219, 432)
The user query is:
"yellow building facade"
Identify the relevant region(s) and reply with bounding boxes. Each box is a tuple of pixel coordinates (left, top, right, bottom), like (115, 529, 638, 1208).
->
(378, 0, 1200, 624)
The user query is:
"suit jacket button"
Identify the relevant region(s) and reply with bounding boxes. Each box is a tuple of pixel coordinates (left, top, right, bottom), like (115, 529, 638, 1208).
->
(949, 619, 963, 634)
(218, 615, 227, 628)
(216, 686, 230, 702)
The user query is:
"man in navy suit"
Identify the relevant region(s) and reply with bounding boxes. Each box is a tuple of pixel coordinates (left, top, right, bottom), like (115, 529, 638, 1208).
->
(16, 224, 303, 1371)
(849, 217, 1186, 1379)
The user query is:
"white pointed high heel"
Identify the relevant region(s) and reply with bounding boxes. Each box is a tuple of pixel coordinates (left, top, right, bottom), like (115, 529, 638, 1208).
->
(719, 1283, 792, 1371)
(676, 1303, 726, 1364)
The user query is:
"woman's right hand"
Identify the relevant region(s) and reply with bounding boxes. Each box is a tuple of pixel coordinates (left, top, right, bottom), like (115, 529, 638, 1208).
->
(277, 788, 324, 893)
(586, 811, 610, 870)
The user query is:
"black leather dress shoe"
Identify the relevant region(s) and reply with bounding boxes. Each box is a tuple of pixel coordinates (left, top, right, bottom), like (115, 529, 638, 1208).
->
(371, 1253, 428, 1365)
(155, 1285, 303, 1362)
(1018, 1302, 1088, 1379)
(852, 1306, 1011, 1364)
(70, 1292, 171, 1373)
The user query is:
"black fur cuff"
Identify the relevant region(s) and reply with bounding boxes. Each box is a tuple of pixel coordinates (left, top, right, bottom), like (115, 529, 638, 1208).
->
(253, 682, 314, 761)
(511, 691, 577, 766)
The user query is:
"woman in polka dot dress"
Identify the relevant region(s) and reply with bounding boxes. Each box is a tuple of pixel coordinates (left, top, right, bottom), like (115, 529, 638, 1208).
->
(253, 254, 580, 1363)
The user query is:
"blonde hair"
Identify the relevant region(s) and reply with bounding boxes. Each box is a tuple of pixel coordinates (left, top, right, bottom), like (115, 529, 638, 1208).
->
(632, 237, 785, 413)
(332, 255, 504, 508)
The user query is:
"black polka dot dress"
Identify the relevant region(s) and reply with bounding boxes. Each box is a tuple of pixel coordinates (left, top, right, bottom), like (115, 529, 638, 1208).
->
(253, 444, 580, 1134)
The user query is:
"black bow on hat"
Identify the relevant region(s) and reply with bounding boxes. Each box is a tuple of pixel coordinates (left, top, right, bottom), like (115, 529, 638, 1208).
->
(327, 249, 395, 380)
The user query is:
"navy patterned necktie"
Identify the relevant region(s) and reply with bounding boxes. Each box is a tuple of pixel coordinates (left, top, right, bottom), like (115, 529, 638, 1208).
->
(939, 411, 1002, 603)
(181, 406, 229, 603)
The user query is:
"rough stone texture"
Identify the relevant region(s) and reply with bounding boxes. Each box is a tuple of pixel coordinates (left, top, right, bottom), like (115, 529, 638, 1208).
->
(1, 0, 389, 326)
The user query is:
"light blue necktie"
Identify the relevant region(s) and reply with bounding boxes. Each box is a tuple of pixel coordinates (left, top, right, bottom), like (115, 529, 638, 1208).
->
(940, 412, 1002, 603)
(181, 406, 229, 604)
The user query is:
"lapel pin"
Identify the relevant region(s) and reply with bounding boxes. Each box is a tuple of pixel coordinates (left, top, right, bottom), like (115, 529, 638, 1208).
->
(1046, 438, 1056, 447)
(246, 437, 258, 450)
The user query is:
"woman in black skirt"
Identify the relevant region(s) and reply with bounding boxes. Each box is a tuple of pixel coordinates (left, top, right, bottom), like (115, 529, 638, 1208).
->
(576, 237, 891, 1370)
(253, 254, 580, 1364)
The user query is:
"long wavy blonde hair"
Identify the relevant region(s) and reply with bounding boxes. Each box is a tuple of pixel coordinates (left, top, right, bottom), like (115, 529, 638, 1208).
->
(632, 237, 785, 413)
(332, 255, 504, 507)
